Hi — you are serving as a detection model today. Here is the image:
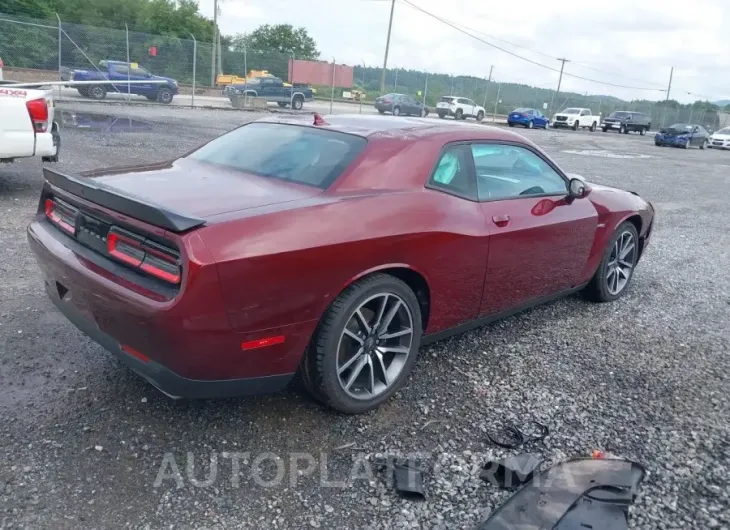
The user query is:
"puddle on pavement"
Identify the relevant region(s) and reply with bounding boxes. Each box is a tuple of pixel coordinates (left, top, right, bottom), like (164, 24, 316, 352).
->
(58, 111, 152, 133)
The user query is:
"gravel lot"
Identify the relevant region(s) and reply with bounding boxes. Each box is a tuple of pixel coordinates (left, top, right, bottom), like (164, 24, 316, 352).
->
(1, 103, 728, 530)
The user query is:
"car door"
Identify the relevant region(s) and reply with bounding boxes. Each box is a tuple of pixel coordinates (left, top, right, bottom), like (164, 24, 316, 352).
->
(423, 144, 491, 329)
(405, 96, 418, 115)
(466, 99, 477, 116)
(470, 143, 598, 316)
(536, 111, 548, 127)
(128, 65, 154, 95)
(693, 126, 707, 146)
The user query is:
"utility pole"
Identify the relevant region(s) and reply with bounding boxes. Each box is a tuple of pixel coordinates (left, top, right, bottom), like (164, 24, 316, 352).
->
(483, 65, 493, 108)
(379, 0, 395, 95)
(549, 58, 569, 116)
(661, 66, 673, 127)
(211, 0, 218, 87)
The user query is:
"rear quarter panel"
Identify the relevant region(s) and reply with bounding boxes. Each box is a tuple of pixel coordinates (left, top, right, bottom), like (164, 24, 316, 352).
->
(199, 137, 491, 336)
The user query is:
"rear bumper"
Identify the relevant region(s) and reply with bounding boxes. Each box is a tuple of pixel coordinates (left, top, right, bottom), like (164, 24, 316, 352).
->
(47, 287, 292, 399)
(27, 218, 308, 398)
(35, 129, 58, 157)
(436, 107, 455, 116)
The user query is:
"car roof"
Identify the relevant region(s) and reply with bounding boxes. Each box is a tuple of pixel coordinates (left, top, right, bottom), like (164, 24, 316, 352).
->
(258, 114, 529, 143)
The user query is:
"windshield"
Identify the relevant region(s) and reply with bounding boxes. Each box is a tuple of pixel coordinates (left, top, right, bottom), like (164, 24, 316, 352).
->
(188, 123, 367, 189)
(715, 127, 730, 135)
(609, 111, 631, 119)
(561, 108, 581, 114)
(664, 123, 692, 133)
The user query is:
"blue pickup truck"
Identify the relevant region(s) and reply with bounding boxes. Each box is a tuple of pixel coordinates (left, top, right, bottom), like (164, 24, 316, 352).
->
(223, 76, 314, 110)
(61, 60, 179, 104)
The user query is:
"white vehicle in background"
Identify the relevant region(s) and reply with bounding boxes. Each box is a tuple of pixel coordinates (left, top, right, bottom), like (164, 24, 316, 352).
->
(436, 96, 485, 121)
(552, 107, 600, 131)
(707, 127, 730, 149)
(0, 84, 60, 164)
(0, 56, 4, 80)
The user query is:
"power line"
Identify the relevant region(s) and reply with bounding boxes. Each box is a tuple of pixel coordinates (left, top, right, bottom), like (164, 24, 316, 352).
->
(399, 0, 665, 92)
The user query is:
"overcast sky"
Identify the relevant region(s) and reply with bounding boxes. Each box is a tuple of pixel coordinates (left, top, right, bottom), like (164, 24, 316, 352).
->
(199, 0, 729, 103)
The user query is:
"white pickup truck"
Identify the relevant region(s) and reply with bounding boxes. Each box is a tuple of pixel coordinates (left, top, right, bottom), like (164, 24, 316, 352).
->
(0, 84, 60, 163)
(552, 107, 600, 131)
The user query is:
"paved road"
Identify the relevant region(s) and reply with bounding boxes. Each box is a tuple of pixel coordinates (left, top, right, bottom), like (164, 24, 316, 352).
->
(1, 103, 728, 529)
(55, 87, 510, 124)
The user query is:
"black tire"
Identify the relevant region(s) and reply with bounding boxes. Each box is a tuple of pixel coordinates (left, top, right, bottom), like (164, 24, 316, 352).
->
(87, 85, 107, 100)
(619, 124, 625, 134)
(77, 87, 89, 97)
(639, 127, 646, 136)
(476, 111, 484, 122)
(291, 96, 304, 110)
(655, 141, 661, 146)
(378, 109, 386, 114)
(299, 274, 423, 414)
(590, 121, 597, 132)
(584, 221, 640, 303)
(572, 120, 579, 131)
(508, 122, 515, 127)
(393, 106, 401, 116)
(602, 127, 608, 132)
(437, 112, 446, 119)
(423, 108, 429, 117)
(455, 108, 463, 120)
(156, 88, 173, 104)
(623, 126, 629, 134)
(277, 102, 288, 108)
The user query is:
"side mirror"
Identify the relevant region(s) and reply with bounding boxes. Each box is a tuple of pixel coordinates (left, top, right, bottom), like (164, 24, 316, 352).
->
(568, 178, 587, 199)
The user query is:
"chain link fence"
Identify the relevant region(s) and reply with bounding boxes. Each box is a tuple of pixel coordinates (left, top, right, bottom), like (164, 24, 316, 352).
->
(0, 12, 723, 128)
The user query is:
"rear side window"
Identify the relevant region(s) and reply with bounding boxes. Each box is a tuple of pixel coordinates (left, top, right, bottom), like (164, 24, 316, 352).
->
(427, 145, 476, 200)
(188, 123, 367, 189)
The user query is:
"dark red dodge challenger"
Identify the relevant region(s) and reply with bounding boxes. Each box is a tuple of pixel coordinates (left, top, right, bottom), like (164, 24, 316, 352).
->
(28, 114, 654, 413)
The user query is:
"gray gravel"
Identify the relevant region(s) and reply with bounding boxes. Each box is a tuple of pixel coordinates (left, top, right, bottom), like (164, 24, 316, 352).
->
(0, 104, 728, 529)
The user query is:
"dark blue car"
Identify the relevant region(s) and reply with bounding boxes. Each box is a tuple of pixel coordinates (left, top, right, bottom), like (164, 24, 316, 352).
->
(507, 108, 549, 129)
(654, 123, 709, 149)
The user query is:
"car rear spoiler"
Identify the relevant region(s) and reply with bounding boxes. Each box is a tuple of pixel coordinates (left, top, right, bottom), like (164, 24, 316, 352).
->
(42, 168, 206, 233)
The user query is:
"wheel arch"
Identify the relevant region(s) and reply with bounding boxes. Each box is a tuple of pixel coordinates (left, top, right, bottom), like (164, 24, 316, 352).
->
(339, 264, 431, 332)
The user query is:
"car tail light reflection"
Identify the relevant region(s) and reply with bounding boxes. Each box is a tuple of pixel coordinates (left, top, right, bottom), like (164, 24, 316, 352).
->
(45, 198, 76, 235)
(107, 227, 181, 284)
(26, 98, 49, 133)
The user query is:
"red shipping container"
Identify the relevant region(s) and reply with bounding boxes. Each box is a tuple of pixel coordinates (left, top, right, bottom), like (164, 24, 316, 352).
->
(288, 59, 354, 88)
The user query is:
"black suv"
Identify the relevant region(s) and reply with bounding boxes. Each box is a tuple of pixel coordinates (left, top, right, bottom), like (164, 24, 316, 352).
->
(602, 111, 651, 135)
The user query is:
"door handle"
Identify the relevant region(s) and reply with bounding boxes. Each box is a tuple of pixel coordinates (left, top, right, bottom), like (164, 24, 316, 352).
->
(492, 215, 510, 227)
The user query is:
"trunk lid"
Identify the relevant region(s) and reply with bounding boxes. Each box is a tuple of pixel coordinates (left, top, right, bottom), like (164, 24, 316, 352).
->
(86, 158, 323, 219)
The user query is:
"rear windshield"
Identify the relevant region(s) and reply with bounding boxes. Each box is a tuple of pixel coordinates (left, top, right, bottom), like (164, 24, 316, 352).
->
(188, 122, 367, 189)
(561, 108, 581, 114)
(609, 111, 631, 119)
(440, 97, 454, 103)
(513, 108, 529, 113)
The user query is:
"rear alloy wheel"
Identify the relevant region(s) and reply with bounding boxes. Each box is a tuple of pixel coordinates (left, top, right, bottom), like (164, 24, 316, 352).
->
(291, 96, 304, 110)
(300, 274, 422, 414)
(619, 125, 626, 134)
(640, 127, 646, 136)
(527, 120, 534, 129)
(393, 106, 401, 116)
(476, 111, 484, 122)
(685, 139, 691, 149)
(88, 85, 107, 100)
(455, 109, 463, 120)
(584, 222, 639, 302)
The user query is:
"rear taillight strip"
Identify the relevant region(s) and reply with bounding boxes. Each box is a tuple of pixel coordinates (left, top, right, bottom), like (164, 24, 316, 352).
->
(45, 198, 76, 235)
(44, 197, 182, 285)
(107, 227, 181, 284)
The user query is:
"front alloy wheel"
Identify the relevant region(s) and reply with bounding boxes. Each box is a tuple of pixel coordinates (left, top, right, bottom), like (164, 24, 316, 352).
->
(585, 222, 639, 302)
